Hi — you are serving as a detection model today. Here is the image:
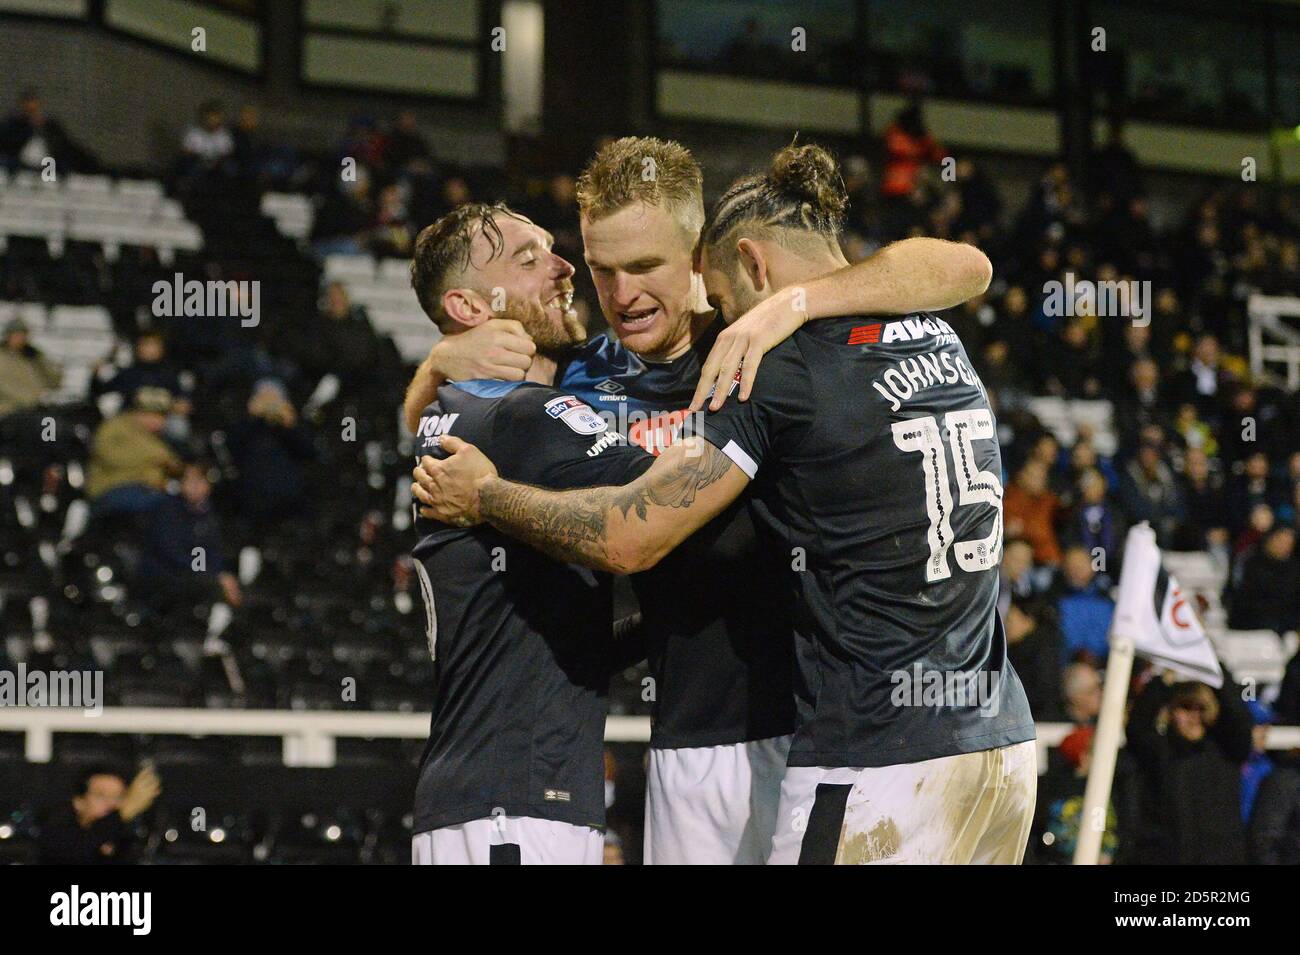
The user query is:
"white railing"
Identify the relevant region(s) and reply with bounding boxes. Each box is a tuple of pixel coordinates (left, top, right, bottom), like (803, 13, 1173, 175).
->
(1, 708, 1297, 770)
(0, 707, 649, 767)
(1248, 294, 1300, 390)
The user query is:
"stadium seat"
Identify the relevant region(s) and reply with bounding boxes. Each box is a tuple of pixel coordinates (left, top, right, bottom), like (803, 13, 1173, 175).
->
(66, 174, 113, 196)
(49, 304, 112, 335)
(323, 254, 376, 282)
(1211, 630, 1288, 686)
(378, 258, 411, 282)
(115, 179, 165, 206)
(1025, 396, 1118, 456)
(259, 193, 314, 240)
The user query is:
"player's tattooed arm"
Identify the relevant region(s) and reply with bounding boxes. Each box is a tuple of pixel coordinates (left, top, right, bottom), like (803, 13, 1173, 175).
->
(692, 237, 992, 410)
(414, 436, 749, 574)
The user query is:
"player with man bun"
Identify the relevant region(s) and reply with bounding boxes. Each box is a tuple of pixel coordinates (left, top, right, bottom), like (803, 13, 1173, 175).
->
(413, 142, 1036, 864)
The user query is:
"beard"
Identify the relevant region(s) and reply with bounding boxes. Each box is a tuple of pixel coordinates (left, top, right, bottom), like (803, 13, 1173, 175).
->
(501, 287, 586, 358)
(726, 278, 766, 326)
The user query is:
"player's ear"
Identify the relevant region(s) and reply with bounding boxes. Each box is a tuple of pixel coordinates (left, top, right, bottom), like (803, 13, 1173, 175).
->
(736, 238, 768, 294)
(688, 270, 710, 314)
(442, 287, 490, 329)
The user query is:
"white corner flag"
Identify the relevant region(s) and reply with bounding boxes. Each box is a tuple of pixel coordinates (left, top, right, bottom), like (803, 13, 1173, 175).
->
(1112, 522, 1222, 688)
(1074, 521, 1223, 864)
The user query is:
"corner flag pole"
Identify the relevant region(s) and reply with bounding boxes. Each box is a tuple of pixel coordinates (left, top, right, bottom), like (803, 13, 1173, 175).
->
(1072, 521, 1154, 865)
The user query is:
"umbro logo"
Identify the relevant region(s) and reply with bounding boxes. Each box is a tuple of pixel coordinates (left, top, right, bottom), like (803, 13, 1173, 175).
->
(594, 378, 624, 395)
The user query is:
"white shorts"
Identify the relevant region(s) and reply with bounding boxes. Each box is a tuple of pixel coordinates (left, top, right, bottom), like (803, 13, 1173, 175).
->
(644, 734, 792, 865)
(412, 815, 604, 865)
(768, 739, 1037, 865)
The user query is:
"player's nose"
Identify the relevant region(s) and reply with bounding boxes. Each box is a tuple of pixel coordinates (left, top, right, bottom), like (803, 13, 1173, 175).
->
(548, 250, 575, 280)
(609, 271, 640, 309)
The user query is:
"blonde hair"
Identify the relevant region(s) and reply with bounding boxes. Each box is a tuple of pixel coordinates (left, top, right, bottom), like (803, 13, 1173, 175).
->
(576, 136, 704, 242)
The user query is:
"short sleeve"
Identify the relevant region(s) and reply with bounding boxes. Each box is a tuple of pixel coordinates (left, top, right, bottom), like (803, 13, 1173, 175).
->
(697, 338, 812, 479)
(495, 390, 653, 490)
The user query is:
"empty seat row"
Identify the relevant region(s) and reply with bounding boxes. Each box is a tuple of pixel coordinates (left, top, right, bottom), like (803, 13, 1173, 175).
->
(0, 301, 113, 335)
(323, 254, 413, 284)
(1208, 628, 1299, 687)
(0, 174, 200, 263)
(260, 192, 315, 241)
(1025, 396, 1118, 457)
(1, 170, 164, 201)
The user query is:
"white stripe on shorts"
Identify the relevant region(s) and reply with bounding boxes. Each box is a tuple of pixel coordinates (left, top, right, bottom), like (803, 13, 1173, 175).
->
(412, 815, 604, 865)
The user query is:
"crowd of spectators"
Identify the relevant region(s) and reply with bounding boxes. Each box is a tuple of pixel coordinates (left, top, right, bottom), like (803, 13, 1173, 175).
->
(849, 106, 1300, 863)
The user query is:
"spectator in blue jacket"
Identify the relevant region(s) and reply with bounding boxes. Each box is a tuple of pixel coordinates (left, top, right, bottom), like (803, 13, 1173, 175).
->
(1241, 701, 1275, 824)
(1053, 544, 1115, 663)
(1063, 467, 1123, 589)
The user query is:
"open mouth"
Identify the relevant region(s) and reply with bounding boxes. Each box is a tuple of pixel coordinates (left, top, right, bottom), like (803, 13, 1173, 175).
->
(547, 289, 574, 313)
(616, 307, 659, 332)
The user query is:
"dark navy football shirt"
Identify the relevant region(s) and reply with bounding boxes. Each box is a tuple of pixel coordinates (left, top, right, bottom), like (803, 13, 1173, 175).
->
(411, 379, 651, 833)
(557, 322, 796, 749)
(699, 314, 1035, 768)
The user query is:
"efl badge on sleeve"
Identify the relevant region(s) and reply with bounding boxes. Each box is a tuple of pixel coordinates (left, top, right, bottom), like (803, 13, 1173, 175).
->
(544, 395, 608, 435)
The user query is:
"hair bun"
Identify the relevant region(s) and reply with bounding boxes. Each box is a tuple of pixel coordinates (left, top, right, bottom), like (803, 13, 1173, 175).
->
(769, 143, 847, 224)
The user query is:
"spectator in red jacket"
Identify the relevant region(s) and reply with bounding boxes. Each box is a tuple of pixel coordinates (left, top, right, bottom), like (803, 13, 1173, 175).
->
(881, 103, 945, 199)
(1005, 458, 1063, 565)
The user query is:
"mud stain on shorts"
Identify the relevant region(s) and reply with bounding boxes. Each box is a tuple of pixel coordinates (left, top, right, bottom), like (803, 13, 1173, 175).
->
(838, 817, 902, 864)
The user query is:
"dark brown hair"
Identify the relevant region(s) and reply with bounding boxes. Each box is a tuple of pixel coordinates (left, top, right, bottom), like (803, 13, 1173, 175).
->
(409, 201, 527, 328)
(701, 142, 848, 269)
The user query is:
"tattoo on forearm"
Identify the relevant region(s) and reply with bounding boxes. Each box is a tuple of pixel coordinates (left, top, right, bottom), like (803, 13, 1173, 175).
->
(479, 440, 734, 571)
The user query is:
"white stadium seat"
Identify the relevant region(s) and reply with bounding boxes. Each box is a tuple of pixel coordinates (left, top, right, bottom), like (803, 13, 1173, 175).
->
(3, 302, 50, 328)
(1025, 396, 1118, 457)
(367, 307, 429, 335)
(1162, 550, 1228, 593)
(50, 305, 112, 335)
(0, 175, 202, 262)
(379, 258, 412, 282)
(1211, 630, 1288, 687)
(323, 255, 376, 282)
(8, 169, 56, 190)
(115, 179, 165, 203)
(260, 192, 314, 240)
(350, 289, 421, 314)
(66, 173, 113, 195)
(0, 202, 64, 240)
(392, 329, 441, 363)
(31, 330, 112, 360)
(55, 365, 93, 401)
